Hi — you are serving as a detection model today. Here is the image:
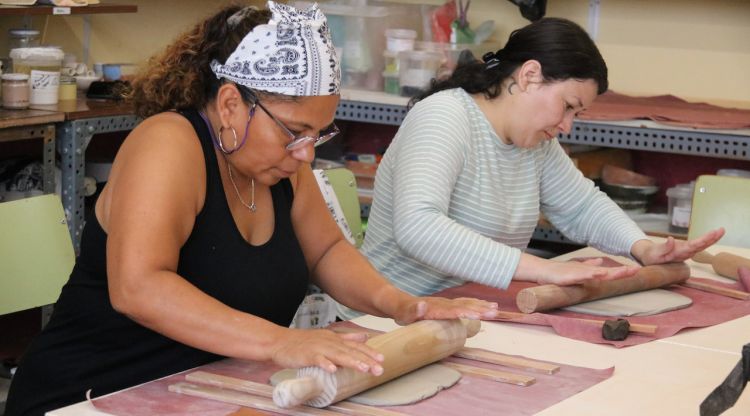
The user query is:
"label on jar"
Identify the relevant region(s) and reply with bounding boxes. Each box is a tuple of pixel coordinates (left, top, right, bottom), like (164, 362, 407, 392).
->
(30, 69, 60, 105)
(672, 206, 691, 228)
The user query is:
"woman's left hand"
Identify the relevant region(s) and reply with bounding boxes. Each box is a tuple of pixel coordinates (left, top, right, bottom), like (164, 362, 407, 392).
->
(392, 296, 499, 326)
(631, 228, 725, 265)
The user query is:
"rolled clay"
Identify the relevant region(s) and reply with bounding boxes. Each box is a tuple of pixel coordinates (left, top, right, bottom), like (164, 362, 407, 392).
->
(562, 289, 692, 317)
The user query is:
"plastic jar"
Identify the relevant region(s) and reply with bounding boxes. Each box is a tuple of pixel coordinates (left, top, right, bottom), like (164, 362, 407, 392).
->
(666, 183, 694, 233)
(8, 29, 40, 50)
(10, 47, 64, 105)
(385, 29, 416, 53)
(58, 76, 77, 101)
(2, 73, 30, 109)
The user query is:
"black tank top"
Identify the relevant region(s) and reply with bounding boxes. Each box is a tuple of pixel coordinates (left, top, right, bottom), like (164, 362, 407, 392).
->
(6, 108, 309, 416)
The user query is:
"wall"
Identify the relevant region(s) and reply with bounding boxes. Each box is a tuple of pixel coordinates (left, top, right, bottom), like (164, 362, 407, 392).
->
(0, 0, 747, 107)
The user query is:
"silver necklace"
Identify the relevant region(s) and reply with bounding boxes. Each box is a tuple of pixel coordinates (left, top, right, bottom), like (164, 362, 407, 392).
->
(226, 161, 256, 212)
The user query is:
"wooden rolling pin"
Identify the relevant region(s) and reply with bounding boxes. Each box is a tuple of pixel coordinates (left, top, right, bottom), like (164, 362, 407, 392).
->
(692, 251, 750, 281)
(516, 263, 691, 313)
(272, 319, 481, 408)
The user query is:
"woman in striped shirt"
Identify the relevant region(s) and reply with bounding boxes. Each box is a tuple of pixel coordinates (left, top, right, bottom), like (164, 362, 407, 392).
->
(340, 18, 722, 318)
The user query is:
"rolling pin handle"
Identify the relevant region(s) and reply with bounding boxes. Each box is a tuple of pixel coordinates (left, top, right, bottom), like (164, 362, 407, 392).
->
(272, 376, 324, 408)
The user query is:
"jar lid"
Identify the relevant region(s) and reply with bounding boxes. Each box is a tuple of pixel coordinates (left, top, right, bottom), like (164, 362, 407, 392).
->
(8, 29, 40, 38)
(10, 47, 65, 60)
(2, 73, 30, 81)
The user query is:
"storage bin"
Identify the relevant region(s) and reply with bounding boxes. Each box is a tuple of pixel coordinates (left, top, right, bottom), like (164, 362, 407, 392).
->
(398, 50, 442, 96)
(416, 41, 501, 72)
(295, 0, 426, 91)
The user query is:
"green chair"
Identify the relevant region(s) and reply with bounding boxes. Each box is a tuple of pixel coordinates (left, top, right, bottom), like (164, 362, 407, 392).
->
(688, 175, 750, 248)
(321, 168, 364, 248)
(0, 195, 75, 320)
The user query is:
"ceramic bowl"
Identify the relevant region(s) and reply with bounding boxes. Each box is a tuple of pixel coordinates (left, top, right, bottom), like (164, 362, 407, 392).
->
(75, 75, 100, 91)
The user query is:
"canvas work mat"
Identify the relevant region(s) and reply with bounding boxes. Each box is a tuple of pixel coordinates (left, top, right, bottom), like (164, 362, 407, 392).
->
(434, 265, 750, 348)
(93, 342, 612, 415)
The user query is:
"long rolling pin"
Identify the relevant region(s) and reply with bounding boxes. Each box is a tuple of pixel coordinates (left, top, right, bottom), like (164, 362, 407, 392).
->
(516, 262, 691, 313)
(272, 319, 481, 408)
(692, 251, 750, 281)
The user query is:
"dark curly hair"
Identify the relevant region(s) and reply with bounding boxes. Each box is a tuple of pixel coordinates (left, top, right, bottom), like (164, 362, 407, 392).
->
(410, 17, 608, 107)
(127, 4, 271, 119)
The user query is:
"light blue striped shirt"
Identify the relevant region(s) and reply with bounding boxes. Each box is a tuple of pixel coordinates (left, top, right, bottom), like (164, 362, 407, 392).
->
(338, 88, 646, 319)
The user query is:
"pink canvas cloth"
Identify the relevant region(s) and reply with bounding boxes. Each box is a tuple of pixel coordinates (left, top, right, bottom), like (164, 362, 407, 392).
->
(434, 258, 750, 348)
(578, 91, 750, 129)
(93, 327, 613, 416)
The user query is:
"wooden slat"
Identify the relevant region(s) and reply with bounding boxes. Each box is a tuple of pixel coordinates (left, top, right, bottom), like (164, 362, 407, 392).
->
(682, 279, 750, 300)
(494, 310, 658, 336)
(442, 361, 535, 386)
(169, 382, 338, 416)
(454, 347, 560, 375)
(185, 371, 407, 416)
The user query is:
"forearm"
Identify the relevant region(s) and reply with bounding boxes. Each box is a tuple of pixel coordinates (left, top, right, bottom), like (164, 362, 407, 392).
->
(312, 239, 412, 318)
(110, 270, 287, 361)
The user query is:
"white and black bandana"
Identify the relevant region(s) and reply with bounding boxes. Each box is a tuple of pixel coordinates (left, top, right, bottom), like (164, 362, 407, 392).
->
(211, 1, 340, 96)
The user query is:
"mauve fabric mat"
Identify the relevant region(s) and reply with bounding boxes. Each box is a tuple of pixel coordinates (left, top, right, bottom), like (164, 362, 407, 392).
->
(93, 336, 613, 416)
(434, 257, 750, 348)
(578, 91, 750, 129)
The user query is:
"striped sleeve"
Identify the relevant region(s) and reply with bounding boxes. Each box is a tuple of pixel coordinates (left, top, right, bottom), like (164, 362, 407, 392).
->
(387, 96, 521, 289)
(539, 140, 647, 256)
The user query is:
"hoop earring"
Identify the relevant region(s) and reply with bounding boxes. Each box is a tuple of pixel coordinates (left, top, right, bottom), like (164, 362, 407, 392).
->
(507, 81, 517, 96)
(217, 125, 240, 154)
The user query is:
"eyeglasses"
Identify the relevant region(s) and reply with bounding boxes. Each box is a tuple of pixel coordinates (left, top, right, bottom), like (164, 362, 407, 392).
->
(253, 99, 340, 151)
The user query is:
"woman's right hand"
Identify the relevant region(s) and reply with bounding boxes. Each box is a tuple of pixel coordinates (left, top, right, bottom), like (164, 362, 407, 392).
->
(269, 328, 384, 375)
(515, 254, 640, 286)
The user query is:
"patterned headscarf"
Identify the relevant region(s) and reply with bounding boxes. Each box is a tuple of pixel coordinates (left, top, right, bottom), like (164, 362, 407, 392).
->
(210, 1, 340, 96)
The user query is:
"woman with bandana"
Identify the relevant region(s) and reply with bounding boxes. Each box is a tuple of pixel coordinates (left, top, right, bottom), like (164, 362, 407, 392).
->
(5, 3, 498, 414)
(339, 18, 723, 319)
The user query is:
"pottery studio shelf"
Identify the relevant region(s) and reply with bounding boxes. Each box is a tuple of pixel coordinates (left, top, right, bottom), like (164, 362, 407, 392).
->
(337, 88, 750, 245)
(0, 4, 137, 15)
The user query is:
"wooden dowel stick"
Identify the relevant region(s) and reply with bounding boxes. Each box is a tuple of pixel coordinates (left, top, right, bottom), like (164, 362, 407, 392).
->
(516, 263, 691, 313)
(681, 279, 750, 300)
(169, 382, 338, 416)
(185, 371, 407, 416)
(454, 347, 559, 374)
(441, 361, 535, 386)
(493, 310, 658, 335)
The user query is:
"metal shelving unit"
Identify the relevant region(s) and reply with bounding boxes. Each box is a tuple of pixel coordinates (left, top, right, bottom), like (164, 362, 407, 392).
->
(337, 89, 750, 244)
(58, 114, 140, 250)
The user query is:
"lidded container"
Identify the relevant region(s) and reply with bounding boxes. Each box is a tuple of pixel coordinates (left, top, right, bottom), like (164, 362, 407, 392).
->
(385, 29, 416, 53)
(10, 46, 64, 105)
(2, 73, 30, 109)
(8, 29, 40, 50)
